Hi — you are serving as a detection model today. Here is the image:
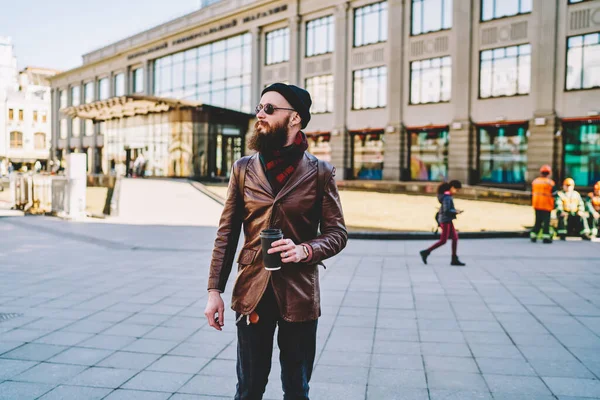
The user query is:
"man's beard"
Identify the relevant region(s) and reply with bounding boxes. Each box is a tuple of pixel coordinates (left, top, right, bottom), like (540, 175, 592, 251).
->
(247, 117, 290, 154)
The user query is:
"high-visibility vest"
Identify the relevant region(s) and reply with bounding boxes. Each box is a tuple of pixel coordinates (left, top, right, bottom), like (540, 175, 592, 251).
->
(557, 191, 582, 213)
(531, 176, 555, 211)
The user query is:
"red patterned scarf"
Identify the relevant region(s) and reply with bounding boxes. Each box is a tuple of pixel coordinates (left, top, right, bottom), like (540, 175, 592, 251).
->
(260, 131, 309, 195)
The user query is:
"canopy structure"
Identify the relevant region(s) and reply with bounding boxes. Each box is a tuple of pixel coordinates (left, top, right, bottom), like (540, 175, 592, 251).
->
(60, 95, 254, 180)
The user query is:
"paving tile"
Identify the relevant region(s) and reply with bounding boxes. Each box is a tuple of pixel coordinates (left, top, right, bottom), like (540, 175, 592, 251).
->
(543, 377, 600, 398)
(424, 355, 479, 373)
(122, 370, 192, 392)
(366, 386, 428, 400)
(177, 375, 237, 397)
(77, 334, 136, 351)
(310, 382, 367, 400)
(102, 389, 171, 400)
(33, 331, 93, 346)
(367, 368, 427, 389)
(0, 343, 68, 362)
(97, 351, 159, 370)
(469, 344, 523, 359)
(37, 385, 111, 400)
(0, 381, 54, 400)
(11, 362, 86, 385)
(198, 359, 236, 377)
(0, 341, 24, 356)
(147, 355, 210, 374)
(429, 389, 493, 400)
(311, 365, 369, 385)
(484, 374, 553, 396)
(319, 350, 371, 368)
(370, 354, 423, 370)
(528, 358, 596, 379)
(426, 371, 489, 391)
(0, 359, 37, 380)
(47, 347, 113, 366)
(421, 342, 472, 357)
(122, 338, 179, 355)
(67, 367, 138, 388)
(475, 357, 536, 376)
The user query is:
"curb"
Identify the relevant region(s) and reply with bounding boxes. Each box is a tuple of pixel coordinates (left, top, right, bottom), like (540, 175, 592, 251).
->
(348, 231, 529, 240)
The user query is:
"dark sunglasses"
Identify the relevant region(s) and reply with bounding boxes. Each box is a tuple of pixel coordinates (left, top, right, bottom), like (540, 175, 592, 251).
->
(255, 103, 295, 115)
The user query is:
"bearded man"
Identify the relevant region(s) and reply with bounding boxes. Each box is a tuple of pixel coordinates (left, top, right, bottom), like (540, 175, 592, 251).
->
(204, 83, 347, 400)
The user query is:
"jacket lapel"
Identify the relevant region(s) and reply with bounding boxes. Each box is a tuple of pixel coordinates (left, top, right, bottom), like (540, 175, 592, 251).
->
(248, 153, 274, 198)
(274, 153, 317, 202)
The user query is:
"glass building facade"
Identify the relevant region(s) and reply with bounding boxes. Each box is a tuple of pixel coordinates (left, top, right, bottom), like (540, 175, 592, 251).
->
(478, 123, 528, 184)
(351, 131, 385, 180)
(409, 127, 449, 181)
(153, 33, 252, 113)
(563, 121, 600, 186)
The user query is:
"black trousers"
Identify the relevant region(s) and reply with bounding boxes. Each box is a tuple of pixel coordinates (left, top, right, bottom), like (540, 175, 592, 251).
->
(531, 210, 551, 239)
(234, 284, 318, 400)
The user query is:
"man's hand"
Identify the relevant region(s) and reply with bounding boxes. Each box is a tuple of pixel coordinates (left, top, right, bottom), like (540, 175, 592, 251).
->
(560, 212, 567, 217)
(204, 291, 225, 331)
(594, 212, 600, 220)
(267, 238, 307, 263)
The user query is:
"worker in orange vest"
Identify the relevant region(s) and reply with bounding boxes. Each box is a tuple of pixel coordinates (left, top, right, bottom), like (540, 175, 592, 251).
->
(556, 178, 591, 240)
(530, 165, 556, 243)
(585, 181, 600, 238)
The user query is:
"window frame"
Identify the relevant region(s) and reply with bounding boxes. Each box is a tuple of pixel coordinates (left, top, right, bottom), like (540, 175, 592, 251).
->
(353, 1, 388, 47)
(10, 131, 23, 149)
(34, 132, 46, 150)
(568, 0, 593, 4)
(113, 73, 125, 97)
(265, 27, 291, 66)
(305, 74, 335, 114)
(18, 109, 24, 121)
(352, 66, 388, 110)
(407, 127, 450, 182)
(409, 56, 452, 105)
(480, 0, 532, 22)
(8, 108, 13, 121)
(561, 120, 600, 186)
(305, 15, 335, 57)
(478, 43, 531, 99)
(132, 68, 145, 93)
(411, 0, 453, 36)
(565, 32, 600, 92)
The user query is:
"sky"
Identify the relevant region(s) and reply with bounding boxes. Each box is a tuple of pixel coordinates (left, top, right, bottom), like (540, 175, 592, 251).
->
(1, 0, 202, 72)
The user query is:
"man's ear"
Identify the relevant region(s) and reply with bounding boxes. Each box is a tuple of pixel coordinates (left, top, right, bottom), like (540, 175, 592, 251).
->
(290, 112, 302, 127)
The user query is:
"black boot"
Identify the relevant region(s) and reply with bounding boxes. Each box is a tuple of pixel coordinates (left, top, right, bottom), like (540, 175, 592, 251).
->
(419, 250, 430, 265)
(451, 255, 465, 266)
(542, 238, 552, 244)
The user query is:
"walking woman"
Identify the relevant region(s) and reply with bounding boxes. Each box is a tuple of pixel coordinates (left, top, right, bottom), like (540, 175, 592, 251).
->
(420, 180, 466, 266)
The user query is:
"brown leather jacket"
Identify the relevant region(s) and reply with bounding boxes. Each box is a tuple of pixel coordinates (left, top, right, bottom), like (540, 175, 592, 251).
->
(208, 152, 347, 322)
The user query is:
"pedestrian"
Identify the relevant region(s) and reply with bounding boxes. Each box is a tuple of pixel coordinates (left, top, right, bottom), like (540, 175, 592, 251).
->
(420, 180, 465, 266)
(530, 165, 556, 243)
(585, 181, 600, 239)
(204, 83, 348, 400)
(556, 178, 591, 240)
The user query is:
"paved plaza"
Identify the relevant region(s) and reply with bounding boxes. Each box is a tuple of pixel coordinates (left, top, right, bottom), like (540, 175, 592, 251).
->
(1, 215, 600, 399)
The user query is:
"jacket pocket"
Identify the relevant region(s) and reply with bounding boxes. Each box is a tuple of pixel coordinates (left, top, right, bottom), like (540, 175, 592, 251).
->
(237, 248, 258, 265)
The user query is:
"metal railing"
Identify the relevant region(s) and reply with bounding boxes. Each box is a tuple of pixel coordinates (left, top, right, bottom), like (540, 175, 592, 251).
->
(8, 173, 69, 215)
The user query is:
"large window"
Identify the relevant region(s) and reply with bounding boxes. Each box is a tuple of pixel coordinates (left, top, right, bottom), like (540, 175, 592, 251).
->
(566, 33, 600, 91)
(478, 123, 528, 184)
(72, 117, 81, 138)
(133, 68, 144, 93)
(34, 132, 46, 150)
(409, 127, 449, 181)
(59, 90, 67, 109)
(10, 131, 23, 148)
(563, 122, 600, 186)
(265, 28, 290, 65)
(412, 0, 452, 35)
(306, 16, 334, 57)
(71, 86, 80, 106)
(354, 2, 388, 47)
(307, 133, 332, 162)
(114, 73, 125, 96)
(154, 33, 252, 113)
(351, 131, 384, 180)
(98, 78, 109, 100)
(353, 66, 387, 109)
(481, 0, 532, 21)
(305, 75, 334, 113)
(84, 82, 94, 103)
(410, 56, 451, 104)
(480, 44, 531, 98)
(60, 119, 68, 139)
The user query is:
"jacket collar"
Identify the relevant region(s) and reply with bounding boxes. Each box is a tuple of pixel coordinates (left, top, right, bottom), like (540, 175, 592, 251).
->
(248, 152, 317, 201)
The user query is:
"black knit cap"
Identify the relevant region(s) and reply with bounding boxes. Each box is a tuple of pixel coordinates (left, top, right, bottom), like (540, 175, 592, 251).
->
(261, 83, 312, 129)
